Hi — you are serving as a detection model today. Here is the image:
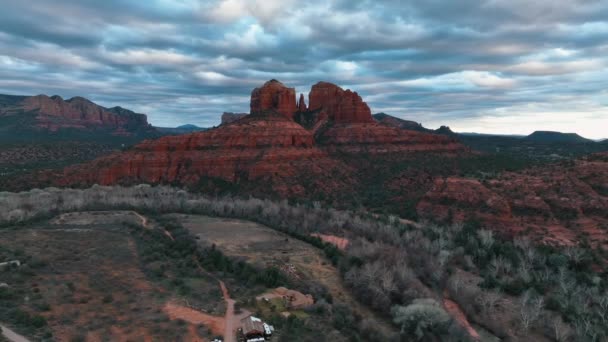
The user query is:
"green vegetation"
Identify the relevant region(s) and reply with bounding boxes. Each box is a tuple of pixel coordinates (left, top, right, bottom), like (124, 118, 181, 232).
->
(3, 186, 608, 340)
(392, 299, 452, 341)
(0, 246, 53, 340)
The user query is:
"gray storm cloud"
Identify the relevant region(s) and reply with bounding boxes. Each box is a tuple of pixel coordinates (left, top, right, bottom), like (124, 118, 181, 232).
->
(0, 0, 606, 138)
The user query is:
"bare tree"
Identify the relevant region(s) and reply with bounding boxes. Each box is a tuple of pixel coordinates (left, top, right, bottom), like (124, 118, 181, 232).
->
(520, 291, 544, 331)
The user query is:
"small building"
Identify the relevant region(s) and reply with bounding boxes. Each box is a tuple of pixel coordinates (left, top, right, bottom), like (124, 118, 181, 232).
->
(240, 316, 273, 342)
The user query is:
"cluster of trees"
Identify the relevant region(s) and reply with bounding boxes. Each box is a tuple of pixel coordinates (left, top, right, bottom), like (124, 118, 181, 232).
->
(2, 185, 607, 340)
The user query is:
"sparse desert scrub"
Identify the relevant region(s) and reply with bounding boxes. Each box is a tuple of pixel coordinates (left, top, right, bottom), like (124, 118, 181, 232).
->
(2, 185, 607, 341)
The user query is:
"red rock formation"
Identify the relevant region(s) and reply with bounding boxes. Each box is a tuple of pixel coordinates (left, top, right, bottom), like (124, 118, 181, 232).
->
(221, 112, 248, 125)
(318, 123, 466, 154)
(250, 80, 296, 119)
(48, 111, 355, 197)
(297, 93, 307, 112)
(1, 94, 151, 133)
(308, 82, 373, 123)
(417, 153, 608, 246)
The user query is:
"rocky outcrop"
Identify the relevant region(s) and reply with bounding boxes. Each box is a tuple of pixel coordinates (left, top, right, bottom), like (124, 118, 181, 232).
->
(48, 111, 355, 198)
(17, 79, 470, 202)
(417, 153, 608, 246)
(250, 80, 297, 119)
(0, 94, 152, 134)
(308, 82, 373, 123)
(297, 93, 307, 112)
(221, 112, 248, 125)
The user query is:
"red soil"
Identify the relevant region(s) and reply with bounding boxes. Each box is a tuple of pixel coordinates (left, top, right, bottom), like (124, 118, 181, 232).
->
(311, 233, 350, 251)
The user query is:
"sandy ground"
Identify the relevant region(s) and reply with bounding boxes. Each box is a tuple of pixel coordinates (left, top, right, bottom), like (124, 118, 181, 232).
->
(163, 302, 225, 336)
(0, 324, 32, 342)
(310, 233, 350, 251)
(163, 281, 250, 342)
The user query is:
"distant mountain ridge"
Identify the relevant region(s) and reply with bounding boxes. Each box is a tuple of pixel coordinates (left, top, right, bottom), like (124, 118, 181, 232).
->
(0, 93, 156, 138)
(374, 113, 600, 143)
(155, 124, 208, 134)
(373, 113, 455, 135)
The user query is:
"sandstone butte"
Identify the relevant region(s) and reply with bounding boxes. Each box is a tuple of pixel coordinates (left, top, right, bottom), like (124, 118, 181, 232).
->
(417, 152, 608, 247)
(50, 111, 356, 197)
(40, 79, 466, 196)
(5, 94, 152, 133)
(250, 79, 297, 119)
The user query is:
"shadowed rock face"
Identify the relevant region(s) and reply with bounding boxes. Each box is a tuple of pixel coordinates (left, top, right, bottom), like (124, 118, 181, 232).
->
(297, 93, 307, 112)
(417, 153, 608, 246)
(250, 79, 297, 119)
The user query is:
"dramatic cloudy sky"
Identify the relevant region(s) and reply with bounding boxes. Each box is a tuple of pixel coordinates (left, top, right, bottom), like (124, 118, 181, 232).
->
(0, 0, 607, 138)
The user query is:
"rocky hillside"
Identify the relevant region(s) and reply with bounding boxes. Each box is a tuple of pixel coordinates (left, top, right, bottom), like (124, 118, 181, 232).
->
(0, 94, 155, 136)
(20, 79, 466, 197)
(39, 110, 356, 197)
(417, 152, 608, 246)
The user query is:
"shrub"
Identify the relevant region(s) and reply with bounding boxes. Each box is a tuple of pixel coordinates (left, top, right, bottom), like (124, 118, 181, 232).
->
(392, 298, 452, 340)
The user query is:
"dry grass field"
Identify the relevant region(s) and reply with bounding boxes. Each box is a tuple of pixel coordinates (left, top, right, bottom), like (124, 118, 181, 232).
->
(170, 214, 395, 335)
(0, 211, 224, 341)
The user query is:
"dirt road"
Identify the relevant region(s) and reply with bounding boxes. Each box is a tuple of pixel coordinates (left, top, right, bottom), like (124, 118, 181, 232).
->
(220, 281, 236, 342)
(0, 324, 31, 342)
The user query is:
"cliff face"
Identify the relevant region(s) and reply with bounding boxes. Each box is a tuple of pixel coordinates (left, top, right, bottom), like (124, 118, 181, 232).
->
(49, 111, 355, 197)
(308, 82, 373, 124)
(27, 79, 467, 199)
(0, 94, 152, 134)
(417, 153, 608, 246)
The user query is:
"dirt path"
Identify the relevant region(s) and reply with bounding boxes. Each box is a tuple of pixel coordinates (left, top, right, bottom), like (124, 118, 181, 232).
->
(220, 281, 237, 342)
(131, 211, 149, 228)
(443, 298, 480, 341)
(130, 211, 175, 241)
(0, 324, 32, 342)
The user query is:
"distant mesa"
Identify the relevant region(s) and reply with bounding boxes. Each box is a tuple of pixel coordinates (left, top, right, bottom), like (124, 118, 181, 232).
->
(525, 130, 592, 143)
(0, 93, 154, 136)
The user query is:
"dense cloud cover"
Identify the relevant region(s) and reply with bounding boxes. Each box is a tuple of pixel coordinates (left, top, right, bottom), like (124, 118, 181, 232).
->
(0, 0, 606, 138)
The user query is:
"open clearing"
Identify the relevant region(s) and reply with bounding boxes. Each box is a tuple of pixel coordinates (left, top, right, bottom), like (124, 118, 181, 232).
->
(171, 214, 396, 334)
(0, 211, 223, 341)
